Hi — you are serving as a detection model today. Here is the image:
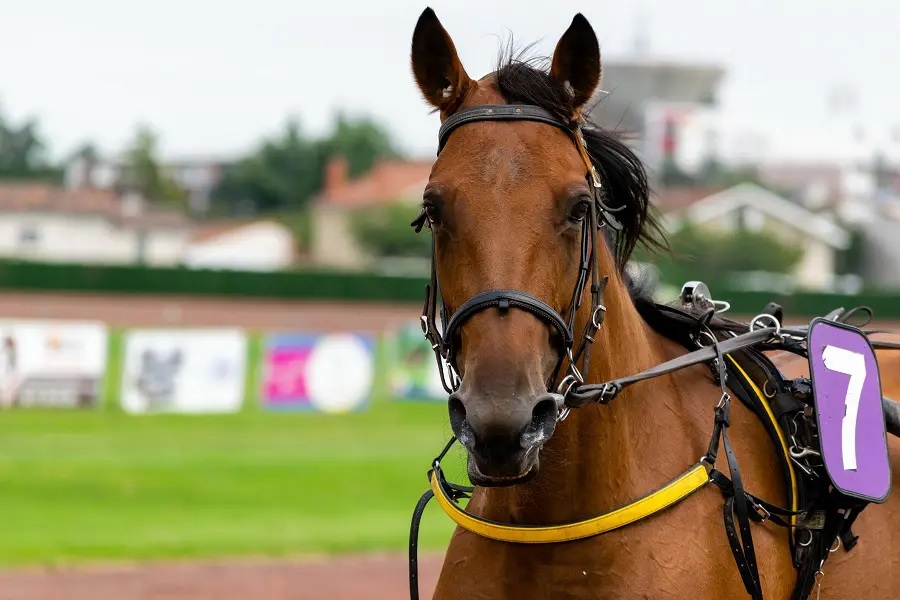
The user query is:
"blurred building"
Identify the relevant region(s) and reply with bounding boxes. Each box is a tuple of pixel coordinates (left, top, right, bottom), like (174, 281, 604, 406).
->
(0, 182, 295, 271)
(310, 156, 433, 269)
(588, 57, 727, 178)
(0, 182, 188, 266)
(184, 219, 297, 271)
(660, 183, 852, 291)
(65, 154, 231, 218)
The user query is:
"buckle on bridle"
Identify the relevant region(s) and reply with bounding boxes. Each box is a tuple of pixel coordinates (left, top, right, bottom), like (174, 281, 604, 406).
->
(597, 382, 621, 404)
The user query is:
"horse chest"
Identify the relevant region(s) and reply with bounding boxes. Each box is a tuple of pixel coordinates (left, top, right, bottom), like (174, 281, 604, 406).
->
(433, 525, 724, 599)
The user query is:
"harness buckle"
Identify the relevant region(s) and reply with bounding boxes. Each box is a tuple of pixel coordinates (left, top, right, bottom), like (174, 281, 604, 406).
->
(751, 502, 771, 522)
(591, 304, 607, 330)
(597, 382, 621, 405)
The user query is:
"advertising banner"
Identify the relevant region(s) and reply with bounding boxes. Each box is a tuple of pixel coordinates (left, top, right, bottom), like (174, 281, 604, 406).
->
(0, 319, 108, 409)
(121, 328, 247, 414)
(261, 332, 374, 413)
(387, 322, 447, 402)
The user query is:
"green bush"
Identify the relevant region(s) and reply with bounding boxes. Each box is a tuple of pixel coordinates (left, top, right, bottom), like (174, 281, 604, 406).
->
(349, 202, 431, 259)
(637, 222, 804, 288)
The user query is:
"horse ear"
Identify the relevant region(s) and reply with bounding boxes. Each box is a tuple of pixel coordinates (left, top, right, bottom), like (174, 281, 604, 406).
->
(550, 14, 601, 111)
(410, 8, 472, 112)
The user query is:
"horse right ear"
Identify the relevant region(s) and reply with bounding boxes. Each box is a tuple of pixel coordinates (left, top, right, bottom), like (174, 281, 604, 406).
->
(411, 8, 471, 113)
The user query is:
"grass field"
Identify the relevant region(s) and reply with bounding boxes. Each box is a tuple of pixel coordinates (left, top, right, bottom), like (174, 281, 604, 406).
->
(0, 400, 469, 567)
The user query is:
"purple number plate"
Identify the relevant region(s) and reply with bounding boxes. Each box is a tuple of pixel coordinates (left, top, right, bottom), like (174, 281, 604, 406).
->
(808, 318, 891, 503)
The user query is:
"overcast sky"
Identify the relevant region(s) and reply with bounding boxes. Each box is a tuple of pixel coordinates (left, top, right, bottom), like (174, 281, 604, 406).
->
(2, 0, 898, 160)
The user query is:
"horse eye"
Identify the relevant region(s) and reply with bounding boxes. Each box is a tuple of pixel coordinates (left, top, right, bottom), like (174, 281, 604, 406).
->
(568, 200, 591, 223)
(423, 201, 440, 224)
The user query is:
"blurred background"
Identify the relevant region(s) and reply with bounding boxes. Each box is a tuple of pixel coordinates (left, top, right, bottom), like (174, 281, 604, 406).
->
(0, 1, 898, 598)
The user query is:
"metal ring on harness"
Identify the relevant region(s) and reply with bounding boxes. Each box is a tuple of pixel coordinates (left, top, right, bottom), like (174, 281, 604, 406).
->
(763, 380, 777, 399)
(797, 527, 813, 547)
(693, 329, 718, 348)
(750, 313, 782, 341)
(712, 300, 731, 314)
(591, 304, 607, 330)
(556, 374, 582, 422)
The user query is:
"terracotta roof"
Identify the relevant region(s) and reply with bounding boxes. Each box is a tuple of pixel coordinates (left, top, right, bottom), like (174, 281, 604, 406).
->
(0, 181, 188, 228)
(316, 159, 434, 208)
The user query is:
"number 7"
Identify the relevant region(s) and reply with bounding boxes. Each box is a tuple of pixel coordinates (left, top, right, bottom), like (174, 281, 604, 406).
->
(822, 345, 867, 471)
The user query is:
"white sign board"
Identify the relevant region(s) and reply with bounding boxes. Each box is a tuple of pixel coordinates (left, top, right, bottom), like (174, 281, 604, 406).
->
(121, 328, 247, 414)
(0, 319, 108, 409)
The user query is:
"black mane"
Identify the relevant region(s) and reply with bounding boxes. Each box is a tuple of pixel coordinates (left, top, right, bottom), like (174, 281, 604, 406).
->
(492, 45, 667, 273)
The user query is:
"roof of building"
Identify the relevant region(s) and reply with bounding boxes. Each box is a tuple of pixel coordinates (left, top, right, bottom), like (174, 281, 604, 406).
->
(189, 218, 289, 243)
(677, 182, 851, 249)
(315, 158, 434, 208)
(0, 181, 188, 228)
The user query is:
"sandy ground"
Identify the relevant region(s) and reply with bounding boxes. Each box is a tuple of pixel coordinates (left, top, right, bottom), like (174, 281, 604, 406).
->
(0, 553, 444, 600)
(0, 291, 422, 332)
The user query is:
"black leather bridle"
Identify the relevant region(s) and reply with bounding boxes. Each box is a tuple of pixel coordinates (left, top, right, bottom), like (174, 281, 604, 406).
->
(412, 104, 623, 418)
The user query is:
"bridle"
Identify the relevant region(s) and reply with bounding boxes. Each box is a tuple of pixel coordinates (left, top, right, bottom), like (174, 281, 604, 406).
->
(412, 104, 624, 417)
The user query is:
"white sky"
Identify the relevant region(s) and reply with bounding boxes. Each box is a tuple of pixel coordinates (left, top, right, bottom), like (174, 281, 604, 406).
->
(2, 0, 899, 161)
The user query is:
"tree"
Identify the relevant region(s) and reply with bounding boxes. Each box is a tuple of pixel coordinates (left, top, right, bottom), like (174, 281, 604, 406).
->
(212, 118, 321, 215)
(350, 202, 431, 259)
(119, 125, 187, 207)
(0, 104, 61, 181)
(211, 112, 403, 216)
(317, 111, 401, 178)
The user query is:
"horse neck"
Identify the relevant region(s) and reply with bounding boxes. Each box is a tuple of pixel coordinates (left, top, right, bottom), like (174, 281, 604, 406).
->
(478, 271, 703, 524)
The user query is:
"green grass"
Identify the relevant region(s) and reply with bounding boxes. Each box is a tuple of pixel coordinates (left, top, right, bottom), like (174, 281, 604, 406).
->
(0, 401, 469, 567)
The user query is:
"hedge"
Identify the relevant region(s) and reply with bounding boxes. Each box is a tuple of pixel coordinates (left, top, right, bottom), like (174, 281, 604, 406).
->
(0, 260, 896, 319)
(0, 260, 427, 303)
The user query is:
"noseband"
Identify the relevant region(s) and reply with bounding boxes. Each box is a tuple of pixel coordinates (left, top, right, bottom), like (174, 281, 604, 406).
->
(413, 104, 622, 417)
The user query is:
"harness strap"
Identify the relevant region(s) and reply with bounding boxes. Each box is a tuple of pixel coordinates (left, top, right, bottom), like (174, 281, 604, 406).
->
(710, 337, 763, 599)
(437, 104, 571, 154)
(443, 289, 575, 353)
(408, 488, 434, 600)
(566, 327, 777, 406)
(428, 460, 710, 544)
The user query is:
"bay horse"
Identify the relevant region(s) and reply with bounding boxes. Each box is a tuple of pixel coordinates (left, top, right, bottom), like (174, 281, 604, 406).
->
(409, 8, 900, 599)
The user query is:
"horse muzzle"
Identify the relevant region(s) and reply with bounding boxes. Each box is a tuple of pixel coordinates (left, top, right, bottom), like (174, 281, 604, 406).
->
(448, 390, 563, 486)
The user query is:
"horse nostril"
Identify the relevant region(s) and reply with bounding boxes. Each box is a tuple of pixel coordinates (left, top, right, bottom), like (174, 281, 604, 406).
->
(531, 396, 559, 430)
(521, 395, 560, 447)
(448, 393, 468, 440)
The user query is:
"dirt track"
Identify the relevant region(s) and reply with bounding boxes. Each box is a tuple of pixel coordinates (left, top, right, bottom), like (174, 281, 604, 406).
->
(0, 291, 422, 332)
(0, 553, 444, 600)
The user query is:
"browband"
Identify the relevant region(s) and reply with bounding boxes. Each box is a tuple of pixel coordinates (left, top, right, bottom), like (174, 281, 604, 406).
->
(437, 105, 572, 155)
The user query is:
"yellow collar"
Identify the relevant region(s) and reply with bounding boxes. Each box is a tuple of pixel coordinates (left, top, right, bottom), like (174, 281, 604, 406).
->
(431, 463, 710, 544)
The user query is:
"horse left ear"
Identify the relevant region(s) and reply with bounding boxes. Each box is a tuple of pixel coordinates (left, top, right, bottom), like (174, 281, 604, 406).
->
(550, 14, 601, 112)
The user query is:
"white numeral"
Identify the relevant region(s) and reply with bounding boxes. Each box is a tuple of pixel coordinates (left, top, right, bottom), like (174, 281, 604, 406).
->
(822, 345, 867, 471)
